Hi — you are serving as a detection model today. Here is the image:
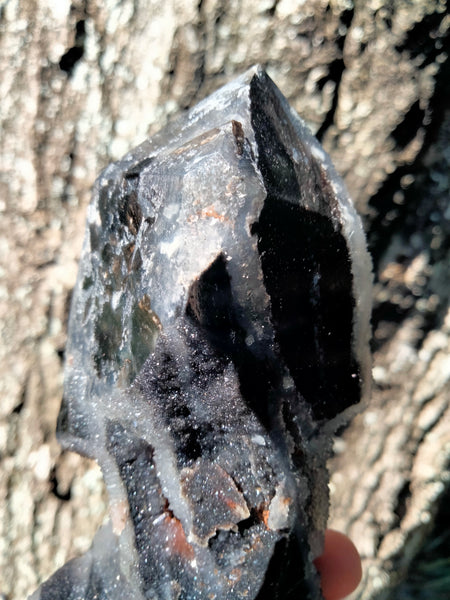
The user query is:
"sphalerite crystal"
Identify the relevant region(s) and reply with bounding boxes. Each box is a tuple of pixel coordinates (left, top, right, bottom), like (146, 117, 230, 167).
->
(31, 66, 372, 600)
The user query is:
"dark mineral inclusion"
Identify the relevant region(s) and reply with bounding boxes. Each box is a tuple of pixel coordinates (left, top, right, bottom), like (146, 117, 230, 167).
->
(31, 66, 372, 600)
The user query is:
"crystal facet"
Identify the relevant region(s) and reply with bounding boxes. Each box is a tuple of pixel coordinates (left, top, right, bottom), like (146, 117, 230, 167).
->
(31, 66, 372, 600)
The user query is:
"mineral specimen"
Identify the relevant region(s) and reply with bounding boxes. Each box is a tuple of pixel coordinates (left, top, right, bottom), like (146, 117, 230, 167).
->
(31, 66, 372, 600)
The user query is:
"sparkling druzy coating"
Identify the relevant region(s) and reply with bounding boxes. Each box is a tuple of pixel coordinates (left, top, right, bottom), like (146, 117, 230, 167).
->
(32, 66, 372, 600)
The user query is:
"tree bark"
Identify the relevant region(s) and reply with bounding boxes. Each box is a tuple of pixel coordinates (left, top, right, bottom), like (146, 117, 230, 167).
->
(0, 1, 448, 599)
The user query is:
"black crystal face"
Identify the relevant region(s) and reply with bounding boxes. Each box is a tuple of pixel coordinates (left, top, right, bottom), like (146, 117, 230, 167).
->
(33, 66, 371, 600)
(249, 72, 360, 420)
(186, 254, 278, 430)
(253, 199, 359, 420)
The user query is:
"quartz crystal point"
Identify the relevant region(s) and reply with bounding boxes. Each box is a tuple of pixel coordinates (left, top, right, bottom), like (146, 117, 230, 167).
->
(31, 66, 372, 600)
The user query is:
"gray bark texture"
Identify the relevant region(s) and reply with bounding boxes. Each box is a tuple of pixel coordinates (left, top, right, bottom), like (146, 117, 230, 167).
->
(0, 1, 448, 599)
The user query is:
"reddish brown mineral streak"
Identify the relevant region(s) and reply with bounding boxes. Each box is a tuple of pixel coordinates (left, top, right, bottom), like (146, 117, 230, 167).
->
(197, 206, 229, 222)
(162, 515, 196, 561)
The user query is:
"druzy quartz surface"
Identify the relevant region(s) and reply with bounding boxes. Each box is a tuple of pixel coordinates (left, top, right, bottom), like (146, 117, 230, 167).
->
(31, 66, 372, 600)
